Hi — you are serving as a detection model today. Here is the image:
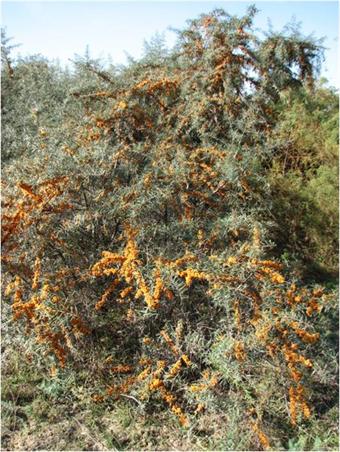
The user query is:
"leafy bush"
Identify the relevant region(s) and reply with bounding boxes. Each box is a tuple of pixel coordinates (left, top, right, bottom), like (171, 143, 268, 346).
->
(267, 82, 338, 276)
(2, 7, 338, 450)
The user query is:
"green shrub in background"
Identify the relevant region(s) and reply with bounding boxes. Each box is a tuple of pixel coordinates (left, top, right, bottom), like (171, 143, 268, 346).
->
(267, 82, 338, 278)
(2, 7, 338, 450)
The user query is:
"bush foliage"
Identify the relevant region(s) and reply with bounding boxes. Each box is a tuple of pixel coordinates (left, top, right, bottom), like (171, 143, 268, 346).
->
(2, 8, 338, 450)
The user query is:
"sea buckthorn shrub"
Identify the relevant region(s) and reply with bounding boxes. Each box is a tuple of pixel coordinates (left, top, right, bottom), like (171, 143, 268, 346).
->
(2, 8, 338, 450)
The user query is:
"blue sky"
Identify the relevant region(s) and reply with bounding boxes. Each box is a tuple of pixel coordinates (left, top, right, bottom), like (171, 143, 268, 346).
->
(2, 1, 338, 88)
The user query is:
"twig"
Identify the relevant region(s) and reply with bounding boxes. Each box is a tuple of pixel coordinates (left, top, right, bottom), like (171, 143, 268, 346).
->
(74, 418, 112, 451)
(119, 393, 143, 407)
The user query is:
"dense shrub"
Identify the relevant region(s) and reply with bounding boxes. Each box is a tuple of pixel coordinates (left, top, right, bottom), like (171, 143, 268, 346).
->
(267, 82, 338, 276)
(2, 8, 338, 450)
